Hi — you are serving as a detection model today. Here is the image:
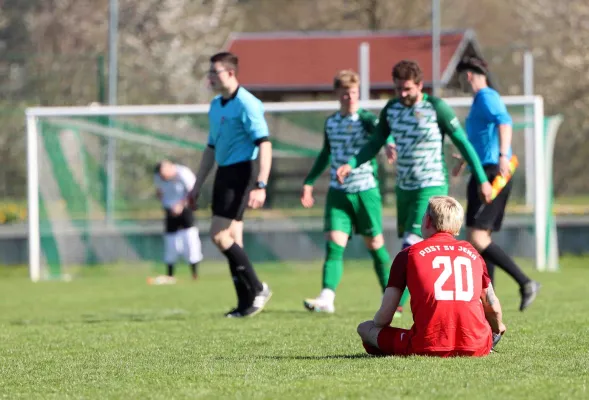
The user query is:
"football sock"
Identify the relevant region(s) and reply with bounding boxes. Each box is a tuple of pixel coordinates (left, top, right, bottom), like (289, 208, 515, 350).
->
(481, 243, 530, 287)
(319, 288, 335, 303)
(190, 262, 199, 279)
(223, 243, 264, 294)
(227, 259, 251, 308)
(369, 246, 391, 291)
(167, 264, 174, 277)
(322, 241, 346, 291)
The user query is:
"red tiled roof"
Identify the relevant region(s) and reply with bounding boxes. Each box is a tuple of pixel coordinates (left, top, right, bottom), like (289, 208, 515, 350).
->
(226, 30, 476, 90)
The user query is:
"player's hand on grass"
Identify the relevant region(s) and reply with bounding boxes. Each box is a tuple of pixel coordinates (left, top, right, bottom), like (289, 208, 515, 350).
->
(451, 153, 466, 177)
(499, 155, 511, 177)
(336, 164, 352, 184)
(300, 185, 315, 208)
(248, 188, 266, 209)
(479, 181, 493, 204)
(385, 143, 397, 164)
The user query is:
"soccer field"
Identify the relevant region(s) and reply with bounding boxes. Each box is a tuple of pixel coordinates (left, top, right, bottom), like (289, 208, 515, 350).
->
(1, 258, 588, 399)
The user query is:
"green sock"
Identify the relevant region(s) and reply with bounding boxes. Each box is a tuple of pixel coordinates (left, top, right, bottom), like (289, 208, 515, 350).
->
(399, 287, 410, 308)
(322, 241, 346, 291)
(369, 245, 391, 291)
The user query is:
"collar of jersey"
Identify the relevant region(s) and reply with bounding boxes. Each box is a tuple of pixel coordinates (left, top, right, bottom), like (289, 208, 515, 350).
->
(220, 86, 240, 107)
(336, 110, 360, 120)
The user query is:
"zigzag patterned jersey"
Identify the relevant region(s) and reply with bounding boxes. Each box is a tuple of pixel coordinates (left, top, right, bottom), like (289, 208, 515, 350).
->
(324, 109, 380, 193)
(379, 95, 457, 191)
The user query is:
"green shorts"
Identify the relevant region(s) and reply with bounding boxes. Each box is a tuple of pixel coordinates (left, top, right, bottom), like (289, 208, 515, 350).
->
(396, 185, 448, 238)
(324, 187, 383, 237)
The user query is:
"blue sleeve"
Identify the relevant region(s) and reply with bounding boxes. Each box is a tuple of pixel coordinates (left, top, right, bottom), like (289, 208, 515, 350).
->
(480, 92, 512, 126)
(241, 98, 269, 142)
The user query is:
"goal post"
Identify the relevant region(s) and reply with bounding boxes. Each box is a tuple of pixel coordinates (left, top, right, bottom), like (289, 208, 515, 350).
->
(25, 95, 555, 281)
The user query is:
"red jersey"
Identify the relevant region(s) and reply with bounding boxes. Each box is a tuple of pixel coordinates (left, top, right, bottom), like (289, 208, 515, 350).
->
(387, 232, 492, 354)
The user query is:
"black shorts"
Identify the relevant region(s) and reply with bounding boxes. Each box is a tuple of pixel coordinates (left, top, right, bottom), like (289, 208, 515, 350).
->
(466, 164, 512, 231)
(165, 207, 195, 233)
(212, 160, 254, 221)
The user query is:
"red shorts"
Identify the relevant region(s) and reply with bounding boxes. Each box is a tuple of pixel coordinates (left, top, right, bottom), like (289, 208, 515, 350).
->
(363, 327, 492, 357)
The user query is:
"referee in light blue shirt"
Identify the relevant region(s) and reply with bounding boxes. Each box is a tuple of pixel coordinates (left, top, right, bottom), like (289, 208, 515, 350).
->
(454, 56, 540, 311)
(190, 52, 272, 318)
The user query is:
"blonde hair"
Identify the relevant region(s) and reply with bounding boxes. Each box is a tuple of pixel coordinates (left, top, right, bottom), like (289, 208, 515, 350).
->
(334, 69, 360, 89)
(426, 196, 464, 235)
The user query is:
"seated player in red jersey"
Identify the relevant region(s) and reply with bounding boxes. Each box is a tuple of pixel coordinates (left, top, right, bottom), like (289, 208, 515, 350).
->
(357, 195, 506, 357)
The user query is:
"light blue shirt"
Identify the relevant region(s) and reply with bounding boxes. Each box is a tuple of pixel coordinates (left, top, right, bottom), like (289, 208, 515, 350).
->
(207, 87, 270, 167)
(465, 87, 513, 165)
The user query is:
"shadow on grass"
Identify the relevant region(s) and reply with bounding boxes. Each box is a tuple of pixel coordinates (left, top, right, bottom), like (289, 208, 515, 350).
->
(214, 354, 372, 361)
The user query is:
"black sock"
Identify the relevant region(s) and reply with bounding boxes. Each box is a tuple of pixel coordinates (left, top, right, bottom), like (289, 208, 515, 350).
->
(481, 243, 530, 287)
(223, 243, 264, 294)
(228, 259, 251, 309)
(167, 264, 174, 277)
(484, 262, 496, 285)
(190, 262, 199, 278)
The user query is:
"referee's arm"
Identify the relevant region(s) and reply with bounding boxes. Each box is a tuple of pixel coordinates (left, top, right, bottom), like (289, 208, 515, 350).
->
(480, 92, 513, 160)
(243, 101, 272, 184)
(194, 119, 218, 192)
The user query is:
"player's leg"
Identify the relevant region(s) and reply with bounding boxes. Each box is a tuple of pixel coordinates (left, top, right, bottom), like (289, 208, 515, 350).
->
(180, 226, 203, 280)
(177, 207, 202, 280)
(357, 188, 391, 292)
(231, 220, 244, 248)
(304, 189, 350, 313)
(159, 210, 179, 284)
(465, 169, 540, 311)
(211, 163, 271, 317)
(357, 321, 411, 356)
(164, 232, 179, 279)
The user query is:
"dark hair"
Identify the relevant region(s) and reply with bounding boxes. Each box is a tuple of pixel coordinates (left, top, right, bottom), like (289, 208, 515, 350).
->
(210, 51, 239, 73)
(392, 60, 423, 84)
(154, 162, 163, 175)
(456, 56, 489, 76)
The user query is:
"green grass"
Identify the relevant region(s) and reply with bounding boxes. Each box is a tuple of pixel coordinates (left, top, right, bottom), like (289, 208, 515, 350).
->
(1, 258, 588, 399)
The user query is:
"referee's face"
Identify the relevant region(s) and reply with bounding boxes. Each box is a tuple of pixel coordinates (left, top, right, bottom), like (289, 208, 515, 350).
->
(208, 62, 232, 92)
(394, 79, 422, 107)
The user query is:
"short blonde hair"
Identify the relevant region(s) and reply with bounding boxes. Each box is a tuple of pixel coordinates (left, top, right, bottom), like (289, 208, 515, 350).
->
(426, 196, 464, 235)
(334, 69, 360, 89)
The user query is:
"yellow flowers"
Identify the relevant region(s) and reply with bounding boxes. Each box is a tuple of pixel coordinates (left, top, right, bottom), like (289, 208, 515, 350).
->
(0, 203, 27, 224)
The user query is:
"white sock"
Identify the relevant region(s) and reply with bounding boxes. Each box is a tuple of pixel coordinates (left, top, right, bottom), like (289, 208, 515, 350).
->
(319, 288, 335, 303)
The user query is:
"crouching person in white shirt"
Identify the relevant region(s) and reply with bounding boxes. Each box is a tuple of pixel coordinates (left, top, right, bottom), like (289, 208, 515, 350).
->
(152, 160, 204, 284)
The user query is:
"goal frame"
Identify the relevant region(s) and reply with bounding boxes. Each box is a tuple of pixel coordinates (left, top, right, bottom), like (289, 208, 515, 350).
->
(25, 96, 550, 281)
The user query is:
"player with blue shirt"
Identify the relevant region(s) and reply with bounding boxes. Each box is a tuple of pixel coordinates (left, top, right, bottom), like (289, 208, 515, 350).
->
(190, 52, 272, 318)
(453, 56, 540, 311)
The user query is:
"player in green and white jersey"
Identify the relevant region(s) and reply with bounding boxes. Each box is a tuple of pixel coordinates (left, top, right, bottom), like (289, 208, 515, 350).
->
(337, 60, 492, 317)
(301, 69, 395, 313)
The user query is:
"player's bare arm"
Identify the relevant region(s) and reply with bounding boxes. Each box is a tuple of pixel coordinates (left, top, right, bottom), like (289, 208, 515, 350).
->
(190, 147, 216, 209)
(481, 283, 506, 335)
(498, 124, 513, 177)
(156, 188, 163, 201)
(301, 137, 330, 209)
(373, 286, 403, 328)
(248, 141, 272, 209)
